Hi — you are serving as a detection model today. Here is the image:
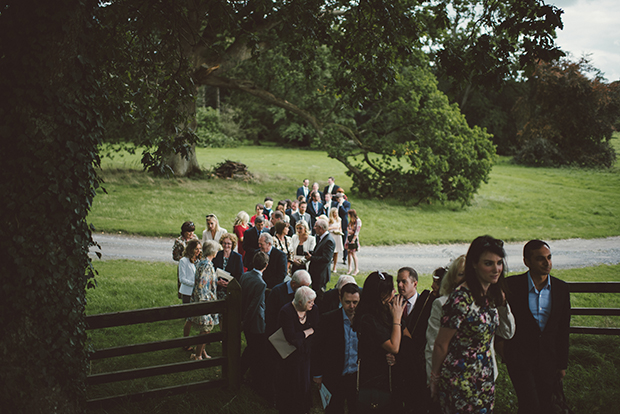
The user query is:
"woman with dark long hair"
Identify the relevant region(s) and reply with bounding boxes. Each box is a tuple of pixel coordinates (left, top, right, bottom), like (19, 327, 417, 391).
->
(353, 271, 407, 411)
(430, 235, 508, 413)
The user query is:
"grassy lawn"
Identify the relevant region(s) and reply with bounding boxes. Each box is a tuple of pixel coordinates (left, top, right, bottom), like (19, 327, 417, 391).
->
(86, 260, 620, 414)
(90, 135, 620, 245)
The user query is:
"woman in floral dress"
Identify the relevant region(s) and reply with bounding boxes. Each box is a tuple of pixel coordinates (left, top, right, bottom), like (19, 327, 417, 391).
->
(190, 240, 220, 360)
(430, 235, 507, 413)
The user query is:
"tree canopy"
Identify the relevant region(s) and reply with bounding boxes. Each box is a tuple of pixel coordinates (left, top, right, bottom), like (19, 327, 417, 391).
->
(514, 57, 619, 167)
(95, 0, 566, 203)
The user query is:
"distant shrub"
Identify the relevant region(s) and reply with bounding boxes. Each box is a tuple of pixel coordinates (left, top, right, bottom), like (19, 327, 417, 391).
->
(195, 106, 243, 148)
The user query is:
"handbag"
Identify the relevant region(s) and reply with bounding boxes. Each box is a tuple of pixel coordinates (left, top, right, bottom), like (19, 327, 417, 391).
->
(551, 378, 574, 414)
(357, 360, 392, 413)
(347, 235, 358, 250)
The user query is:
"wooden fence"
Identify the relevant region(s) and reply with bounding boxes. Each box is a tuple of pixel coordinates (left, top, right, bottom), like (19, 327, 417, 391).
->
(568, 281, 620, 335)
(85, 279, 242, 409)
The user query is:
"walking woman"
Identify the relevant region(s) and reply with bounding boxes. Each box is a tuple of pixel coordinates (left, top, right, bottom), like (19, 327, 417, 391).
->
(430, 235, 507, 413)
(190, 240, 220, 360)
(353, 271, 408, 412)
(346, 209, 361, 275)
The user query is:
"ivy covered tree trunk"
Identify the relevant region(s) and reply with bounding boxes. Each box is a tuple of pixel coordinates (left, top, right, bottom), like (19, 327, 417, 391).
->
(0, 0, 101, 411)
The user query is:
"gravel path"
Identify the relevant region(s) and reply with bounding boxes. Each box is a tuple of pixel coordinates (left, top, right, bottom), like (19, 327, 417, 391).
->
(89, 233, 620, 274)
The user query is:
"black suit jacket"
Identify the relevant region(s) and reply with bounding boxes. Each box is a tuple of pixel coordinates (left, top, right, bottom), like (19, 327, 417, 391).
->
(265, 281, 294, 336)
(312, 307, 347, 387)
(308, 232, 335, 290)
(307, 201, 324, 229)
(323, 184, 341, 198)
(242, 226, 262, 269)
(212, 250, 244, 279)
(504, 273, 571, 376)
(262, 247, 288, 289)
(239, 269, 267, 334)
(296, 186, 310, 200)
(338, 200, 350, 235)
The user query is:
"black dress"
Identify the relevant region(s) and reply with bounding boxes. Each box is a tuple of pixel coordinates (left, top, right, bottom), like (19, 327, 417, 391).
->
(276, 302, 319, 414)
(356, 312, 392, 392)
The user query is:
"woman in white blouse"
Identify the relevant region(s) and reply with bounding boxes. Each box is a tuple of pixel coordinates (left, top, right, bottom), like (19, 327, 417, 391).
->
(202, 213, 227, 245)
(178, 239, 201, 351)
(290, 220, 316, 274)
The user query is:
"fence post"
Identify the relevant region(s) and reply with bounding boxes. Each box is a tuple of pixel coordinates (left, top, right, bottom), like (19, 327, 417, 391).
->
(223, 278, 242, 389)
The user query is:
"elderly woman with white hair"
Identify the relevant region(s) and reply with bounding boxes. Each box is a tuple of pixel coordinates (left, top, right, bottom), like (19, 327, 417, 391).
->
(190, 240, 220, 360)
(202, 213, 227, 244)
(276, 286, 319, 414)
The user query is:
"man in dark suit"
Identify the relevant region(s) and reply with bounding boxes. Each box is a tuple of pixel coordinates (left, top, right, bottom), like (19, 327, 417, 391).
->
(265, 269, 312, 336)
(312, 283, 360, 413)
(242, 216, 265, 270)
(323, 176, 341, 200)
(307, 190, 324, 232)
(258, 233, 288, 289)
(239, 251, 269, 392)
(504, 240, 571, 414)
(392, 266, 436, 413)
(296, 178, 310, 200)
(304, 218, 335, 303)
(323, 192, 336, 218)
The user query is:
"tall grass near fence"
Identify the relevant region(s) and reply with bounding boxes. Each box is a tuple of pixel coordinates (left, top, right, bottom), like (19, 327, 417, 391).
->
(86, 260, 620, 413)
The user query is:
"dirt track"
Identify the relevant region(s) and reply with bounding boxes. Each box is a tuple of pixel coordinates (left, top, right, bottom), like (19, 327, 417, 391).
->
(89, 233, 620, 275)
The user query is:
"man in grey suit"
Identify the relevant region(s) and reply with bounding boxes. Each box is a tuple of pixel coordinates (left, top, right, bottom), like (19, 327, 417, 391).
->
(304, 218, 335, 304)
(239, 251, 269, 393)
(291, 201, 311, 229)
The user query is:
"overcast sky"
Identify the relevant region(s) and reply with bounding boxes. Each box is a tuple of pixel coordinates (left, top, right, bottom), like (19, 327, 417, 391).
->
(551, 0, 620, 82)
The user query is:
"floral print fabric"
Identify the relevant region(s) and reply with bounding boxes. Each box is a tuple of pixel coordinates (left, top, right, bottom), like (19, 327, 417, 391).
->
(190, 259, 219, 332)
(439, 285, 499, 414)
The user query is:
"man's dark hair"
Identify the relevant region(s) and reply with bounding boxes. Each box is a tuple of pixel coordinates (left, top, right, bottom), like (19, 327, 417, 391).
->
(523, 239, 550, 261)
(340, 283, 360, 298)
(299, 201, 307, 206)
(253, 251, 269, 270)
(398, 266, 418, 282)
(273, 210, 284, 220)
(254, 216, 265, 225)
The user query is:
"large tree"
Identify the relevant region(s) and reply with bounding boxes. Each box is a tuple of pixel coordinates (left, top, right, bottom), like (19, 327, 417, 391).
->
(0, 0, 102, 411)
(514, 57, 618, 167)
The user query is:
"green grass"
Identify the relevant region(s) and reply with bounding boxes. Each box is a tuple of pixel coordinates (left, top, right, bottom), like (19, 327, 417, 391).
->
(86, 260, 620, 414)
(90, 135, 620, 245)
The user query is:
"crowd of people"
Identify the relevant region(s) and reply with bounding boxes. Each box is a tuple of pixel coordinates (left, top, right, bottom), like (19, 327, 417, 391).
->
(171, 182, 571, 414)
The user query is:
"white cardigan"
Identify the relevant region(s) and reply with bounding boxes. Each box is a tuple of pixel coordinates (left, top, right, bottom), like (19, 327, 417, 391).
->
(178, 257, 196, 296)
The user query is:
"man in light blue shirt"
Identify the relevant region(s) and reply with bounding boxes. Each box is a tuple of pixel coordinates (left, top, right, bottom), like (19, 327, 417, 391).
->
(312, 283, 360, 413)
(505, 240, 571, 414)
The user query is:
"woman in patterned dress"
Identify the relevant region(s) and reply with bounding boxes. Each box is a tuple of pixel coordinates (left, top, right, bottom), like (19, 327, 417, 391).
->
(430, 235, 508, 414)
(190, 240, 221, 360)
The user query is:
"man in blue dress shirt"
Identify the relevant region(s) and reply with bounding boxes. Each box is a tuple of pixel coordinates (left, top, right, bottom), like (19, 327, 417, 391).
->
(312, 283, 361, 413)
(504, 240, 571, 414)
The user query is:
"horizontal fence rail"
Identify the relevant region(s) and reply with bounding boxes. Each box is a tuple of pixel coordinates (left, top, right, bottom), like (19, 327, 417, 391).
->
(85, 279, 242, 409)
(567, 282, 620, 336)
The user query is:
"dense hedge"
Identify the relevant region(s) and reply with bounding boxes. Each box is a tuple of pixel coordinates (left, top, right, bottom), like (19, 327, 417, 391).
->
(0, 1, 101, 412)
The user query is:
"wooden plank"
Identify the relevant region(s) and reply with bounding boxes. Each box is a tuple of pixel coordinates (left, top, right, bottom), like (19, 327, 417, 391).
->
(566, 282, 620, 293)
(89, 331, 224, 360)
(86, 378, 225, 409)
(570, 326, 620, 335)
(223, 278, 242, 390)
(86, 300, 225, 330)
(571, 308, 620, 316)
(87, 357, 224, 385)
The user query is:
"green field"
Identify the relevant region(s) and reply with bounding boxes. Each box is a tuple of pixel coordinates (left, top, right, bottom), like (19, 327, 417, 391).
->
(86, 261, 620, 414)
(90, 136, 620, 245)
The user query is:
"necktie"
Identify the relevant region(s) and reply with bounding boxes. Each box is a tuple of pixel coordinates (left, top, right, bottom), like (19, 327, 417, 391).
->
(403, 302, 409, 319)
